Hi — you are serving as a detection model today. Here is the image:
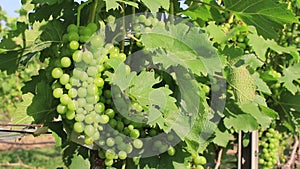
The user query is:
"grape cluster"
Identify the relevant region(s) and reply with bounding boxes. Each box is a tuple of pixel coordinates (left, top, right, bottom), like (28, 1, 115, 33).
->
(50, 18, 184, 167)
(259, 128, 282, 169)
(185, 153, 207, 169)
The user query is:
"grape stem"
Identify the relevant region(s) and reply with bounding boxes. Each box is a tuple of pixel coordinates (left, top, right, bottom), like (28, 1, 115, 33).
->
(120, 2, 126, 53)
(214, 148, 223, 169)
(77, 0, 92, 26)
(89, 0, 98, 23)
(281, 137, 299, 169)
(169, 0, 174, 24)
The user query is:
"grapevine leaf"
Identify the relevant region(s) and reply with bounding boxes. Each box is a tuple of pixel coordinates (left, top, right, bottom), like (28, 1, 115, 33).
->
(248, 27, 299, 61)
(31, 0, 63, 5)
(12, 93, 34, 125)
(224, 0, 298, 39)
(142, 23, 221, 76)
(279, 64, 300, 94)
(22, 70, 46, 94)
(69, 154, 90, 169)
(181, 5, 211, 21)
(243, 54, 264, 70)
(222, 45, 244, 65)
(27, 80, 55, 123)
(104, 0, 120, 11)
(252, 72, 272, 94)
(224, 103, 259, 132)
(280, 92, 300, 112)
(0, 50, 19, 74)
(213, 127, 231, 147)
(141, 0, 170, 12)
(40, 20, 64, 41)
(206, 21, 226, 43)
(104, 0, 138, 11)
(239, 103, 273, 128)
(135, 145, 190, 169)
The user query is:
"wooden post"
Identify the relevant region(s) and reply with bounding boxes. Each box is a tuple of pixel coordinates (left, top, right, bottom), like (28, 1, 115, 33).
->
(238, 131, 259, 169)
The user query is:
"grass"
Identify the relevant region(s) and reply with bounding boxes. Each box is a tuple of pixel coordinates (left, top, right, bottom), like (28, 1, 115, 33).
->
(0, 146, 65, 169)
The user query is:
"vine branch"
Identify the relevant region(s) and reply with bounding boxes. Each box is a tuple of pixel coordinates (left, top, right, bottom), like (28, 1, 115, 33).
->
(281, 137, 299, 169)
(214, 148, 223, 169)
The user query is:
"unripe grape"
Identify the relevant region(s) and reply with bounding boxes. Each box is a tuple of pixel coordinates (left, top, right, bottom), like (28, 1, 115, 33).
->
(52, 67, 63, 79)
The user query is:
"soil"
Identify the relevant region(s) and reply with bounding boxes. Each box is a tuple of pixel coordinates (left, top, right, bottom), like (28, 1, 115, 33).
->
(0, 134, 55, 151)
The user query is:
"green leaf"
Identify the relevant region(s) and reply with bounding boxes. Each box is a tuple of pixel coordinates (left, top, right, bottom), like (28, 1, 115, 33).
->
(213, 128, 231, 147)
(142, 23, 221, 76)
(224, 0, 298, 39)
(248, 26, 299, 61)
(12, 93, 34, 125)
(252, 72, 272, 94)
(141, 0, 170, 12)
(0, 50, 19, 74)
(134, 145, 190, 169)
(181, 5, 211, 21)
(27, 80, 55, 123)
(69, 154, 90, 169)
(31, 0, 63, 5)
(104, 0, 138, 11)
(224, 103, 259, 132)
(279, 64, 300, 94)
(40, 20, 64, 41)
(239, 103, 273, 129)
(104, 0, 120, 11)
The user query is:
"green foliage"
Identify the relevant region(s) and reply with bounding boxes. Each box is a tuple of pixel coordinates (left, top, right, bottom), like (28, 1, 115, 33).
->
(0, 0, 299, 168)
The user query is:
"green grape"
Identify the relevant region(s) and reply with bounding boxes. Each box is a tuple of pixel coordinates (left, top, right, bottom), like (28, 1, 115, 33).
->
(90, 35, 104, 48)
(118, 150, 127, 160)
(73, 122, 84, 133)
(94, 77, 104, 87)
(75, 113, 85, 122)
(130, 129, 140, 139)
(95, 102, 105, 113)
(68, 32, 79, 41)
(60, 57, 72, 68)
(67, 101, 76, 111)
(57, 104, 67, 114)
(67, 24, 78, 33)
(194, 156, 207, 165)
(84, 125, 95, 137)
(69, 41, 79, 50)
(116, 121, 124, 131)
(84, 114, 95, 124)
(66, 110, 75, 120)
(79, 27, 92, 36)
(72, 50, 83, 63)
(133, 139, 143, 149)
(104, 159, 113, 166)
(106, 137, 115, 147)
(105, 109, 115, 118)
(77, 87, 87, 98)
(99, 114, 109, 124)
(167, 146, 176, 156)
(105, 149, 116, 160)
(109, 118, 118, 128)
(53, 88, 63, 98)
(87, 66, 98, 77)
(84, 137, 94, 145)
(52, 67, 63, 79)
(60, 94, 71, 105)
(87, 23, 98, 33)
(68, 88, 78, 98)
(59, 74, 70, 85)
(82, 51, 93, 64)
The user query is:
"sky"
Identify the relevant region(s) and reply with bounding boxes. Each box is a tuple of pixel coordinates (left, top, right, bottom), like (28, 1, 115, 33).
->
(0, 0, 22, 17)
